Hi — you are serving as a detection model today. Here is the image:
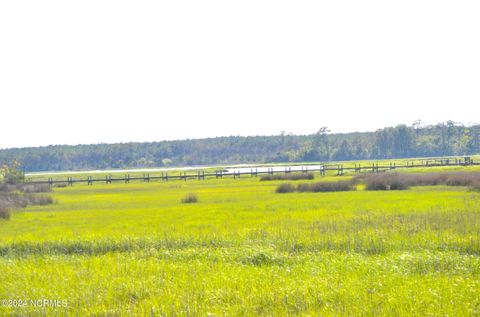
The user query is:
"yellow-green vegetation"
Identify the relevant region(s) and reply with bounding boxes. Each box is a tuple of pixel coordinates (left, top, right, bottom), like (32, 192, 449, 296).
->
(1, 167, 480, 316)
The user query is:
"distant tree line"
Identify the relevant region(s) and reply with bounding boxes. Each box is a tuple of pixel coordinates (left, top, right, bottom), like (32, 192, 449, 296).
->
(0, 121, 478, 172)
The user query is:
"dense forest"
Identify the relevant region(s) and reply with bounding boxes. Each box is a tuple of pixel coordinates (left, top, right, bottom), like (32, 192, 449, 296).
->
(1, 121, 479, 172)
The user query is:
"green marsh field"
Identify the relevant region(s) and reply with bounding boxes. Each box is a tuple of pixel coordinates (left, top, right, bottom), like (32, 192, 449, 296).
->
(1, 165, 480, 316)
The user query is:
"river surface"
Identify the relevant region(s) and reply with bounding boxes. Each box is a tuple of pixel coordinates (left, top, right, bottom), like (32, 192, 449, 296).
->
(25, 163, 324, 177)
(224, 165, 324, 174)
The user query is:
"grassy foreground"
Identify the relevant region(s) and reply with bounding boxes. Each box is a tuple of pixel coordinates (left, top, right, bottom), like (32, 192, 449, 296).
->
(1, 170, 480, 315)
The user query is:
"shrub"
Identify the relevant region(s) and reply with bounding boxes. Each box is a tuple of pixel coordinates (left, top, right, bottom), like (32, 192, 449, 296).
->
(0, 183, 8, 192)
(276, 180, 355, 193)
(443, 172, 480, 187)
(25, 194, 54, 206)
(275, 183, 296, 193)
(0, 191, 54, 221)
(471, 180, 480, 191)
(181, 193, 198, 203)
(0, 193, 23, 208)
(355, 171, 480, 191)
(0, 205, 10, 220)
(297, 180, 355, 192)
(17, 184, 51, 193)
(358, 173, 410, 190)
(261, 173, 314, 181)
(0, 183, 18, 192)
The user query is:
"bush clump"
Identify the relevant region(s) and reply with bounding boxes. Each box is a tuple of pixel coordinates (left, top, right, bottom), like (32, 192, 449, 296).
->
(354, 171, 480, 191)
(442, 172, 480, 187)
(469, 178, 480, 191)
(181, 193, 198, 203)
(297, 180, 355, 192)
(359, 173, 411, 190)
(275, 183, 296, 193)
(26, 194, 54, 206)
(0, 191, 54, 221)
(276, 180, 355, 193)
(0, 205, 10, 220)
(261, 173, 314, 181)
(0, 183, 51, 193)
(1, 162, 54, 220)
(19, 184, 52, 193)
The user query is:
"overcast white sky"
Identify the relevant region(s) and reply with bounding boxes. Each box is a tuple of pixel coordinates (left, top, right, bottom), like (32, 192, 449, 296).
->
(1, 1, 479, 149)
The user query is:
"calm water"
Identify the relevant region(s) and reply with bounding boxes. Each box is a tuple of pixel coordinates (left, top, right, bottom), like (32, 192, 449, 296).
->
(225, 165, 324, 174)
(26, 164, 324, 177)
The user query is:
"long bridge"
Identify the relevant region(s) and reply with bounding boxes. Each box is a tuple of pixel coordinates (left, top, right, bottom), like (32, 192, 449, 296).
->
(26, 157, 479, 186)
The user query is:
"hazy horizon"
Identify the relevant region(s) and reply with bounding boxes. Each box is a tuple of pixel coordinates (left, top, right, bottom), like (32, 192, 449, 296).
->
(1, 1, 479, 149)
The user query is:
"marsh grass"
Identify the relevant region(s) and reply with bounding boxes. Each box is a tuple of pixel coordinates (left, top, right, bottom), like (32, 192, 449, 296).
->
(1, 171, 480, 316)
(241, 252, 284, 266)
